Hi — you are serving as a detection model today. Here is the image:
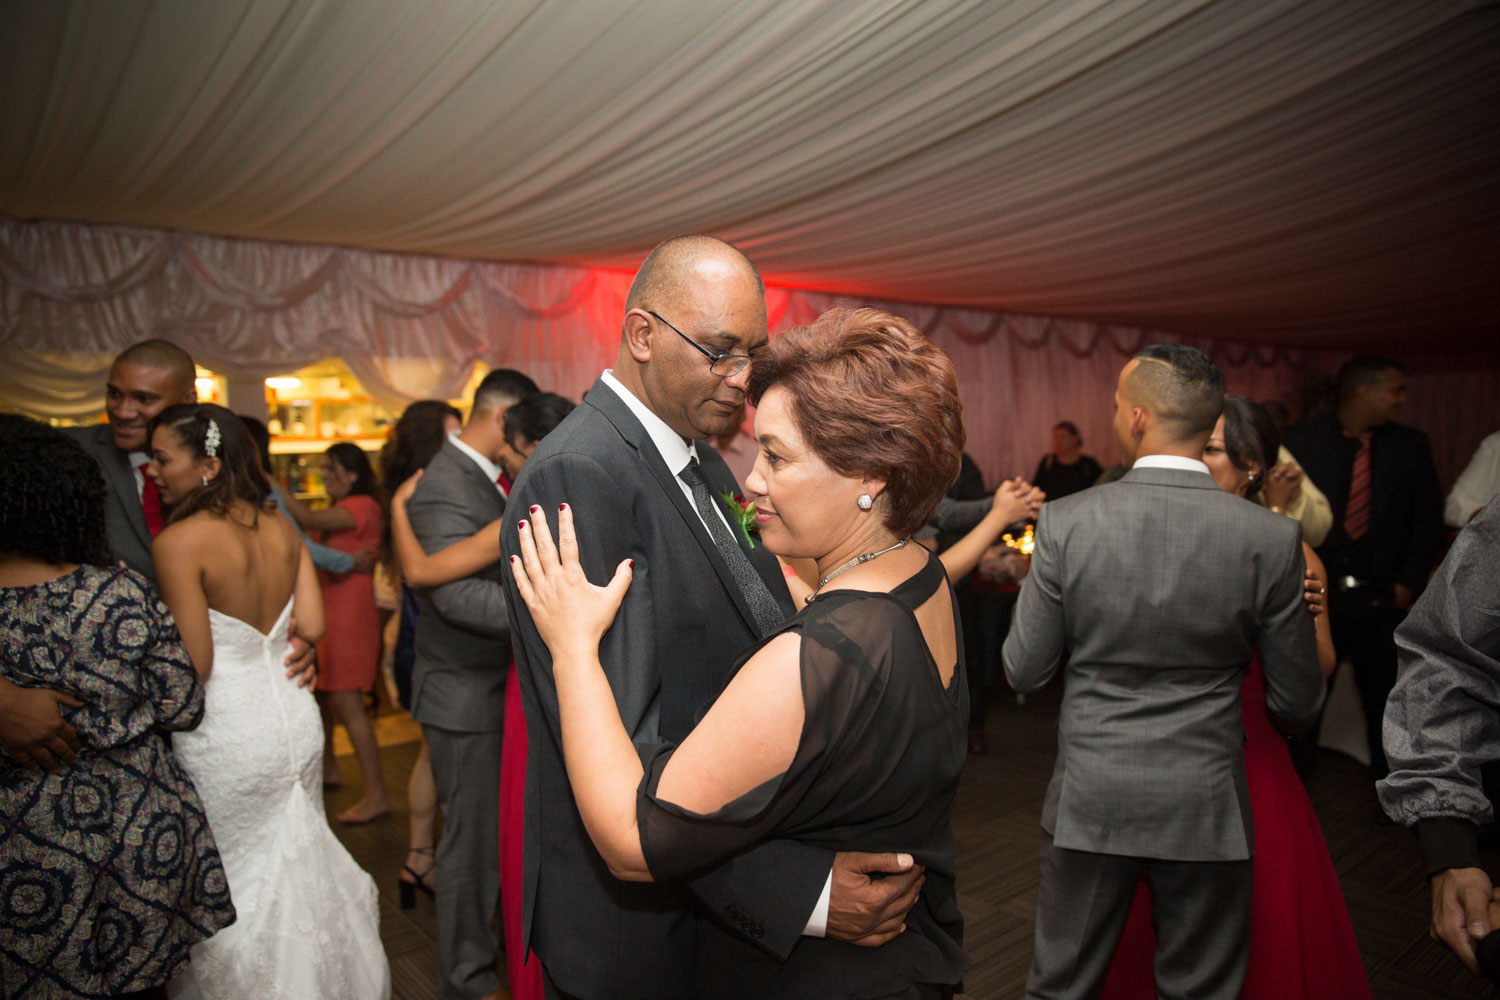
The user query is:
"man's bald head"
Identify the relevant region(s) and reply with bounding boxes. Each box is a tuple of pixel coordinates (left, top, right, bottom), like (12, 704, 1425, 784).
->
(115, 339, 197, 395)
(624, 235, 764, 316)
(1123, 344, 1224, 442)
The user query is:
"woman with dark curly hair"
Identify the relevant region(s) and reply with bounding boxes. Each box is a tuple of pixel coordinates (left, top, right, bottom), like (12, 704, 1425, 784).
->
(0, 417, 235, 1000)
(511, 307, 994, 999)
(372, 399, 461, 905)
(144, 402, 390, 999)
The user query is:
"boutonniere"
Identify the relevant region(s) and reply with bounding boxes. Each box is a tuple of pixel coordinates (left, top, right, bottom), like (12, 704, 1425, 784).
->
(718, 489, 758, 549)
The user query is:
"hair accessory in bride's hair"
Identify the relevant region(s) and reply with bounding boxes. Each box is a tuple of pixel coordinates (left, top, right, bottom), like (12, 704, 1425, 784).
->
(204, 418, 222, 458)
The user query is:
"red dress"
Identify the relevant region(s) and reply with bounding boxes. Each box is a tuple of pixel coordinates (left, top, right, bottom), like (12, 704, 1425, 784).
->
(1100, 653, 1370, 999)
(314, 494, 383, 692)
(500, 665, 542, 999)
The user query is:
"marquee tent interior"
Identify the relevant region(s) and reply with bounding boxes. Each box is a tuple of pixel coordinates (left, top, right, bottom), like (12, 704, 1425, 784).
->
(2, 0, 1497, 486)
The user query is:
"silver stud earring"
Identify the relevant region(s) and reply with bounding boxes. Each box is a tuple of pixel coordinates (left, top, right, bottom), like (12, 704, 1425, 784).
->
(857, 493, 874, 511)
(201, 475, 209, 487)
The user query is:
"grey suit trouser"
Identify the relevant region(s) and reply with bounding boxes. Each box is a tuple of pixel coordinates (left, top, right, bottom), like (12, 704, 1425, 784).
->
(1026, 835, 1252, 1000)
(426, 724, 503, 1000)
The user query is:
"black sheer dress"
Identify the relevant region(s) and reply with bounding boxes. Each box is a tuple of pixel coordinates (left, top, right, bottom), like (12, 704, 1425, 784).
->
(636, 551, 970, 999)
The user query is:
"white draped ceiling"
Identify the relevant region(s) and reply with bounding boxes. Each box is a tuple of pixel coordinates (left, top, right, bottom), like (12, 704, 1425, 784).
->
(2, 0, 1496, 351)
(1, 1, 1496, 485)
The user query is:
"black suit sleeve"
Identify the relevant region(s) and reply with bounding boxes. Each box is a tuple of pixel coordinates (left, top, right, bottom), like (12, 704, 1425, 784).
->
(504, 451, 833, 958)
(1398, 433, 1444, 595)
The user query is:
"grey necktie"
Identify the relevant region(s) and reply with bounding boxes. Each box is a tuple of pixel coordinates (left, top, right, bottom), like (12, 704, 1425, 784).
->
(679, 457, 785, 636)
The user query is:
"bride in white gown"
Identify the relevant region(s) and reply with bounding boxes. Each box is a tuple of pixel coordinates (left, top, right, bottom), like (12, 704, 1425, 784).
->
(146, 403, 390, 1000)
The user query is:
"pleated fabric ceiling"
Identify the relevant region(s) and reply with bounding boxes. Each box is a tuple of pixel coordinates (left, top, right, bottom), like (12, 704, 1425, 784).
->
(2, 0, 1497, 352)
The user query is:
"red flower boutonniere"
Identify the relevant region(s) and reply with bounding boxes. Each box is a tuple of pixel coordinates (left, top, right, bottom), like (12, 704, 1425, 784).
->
(718, 489, 758, 549)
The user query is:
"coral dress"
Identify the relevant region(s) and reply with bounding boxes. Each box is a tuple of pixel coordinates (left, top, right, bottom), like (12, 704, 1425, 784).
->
(314, 493, 383, 691)
(1100, 652, 1370, 999)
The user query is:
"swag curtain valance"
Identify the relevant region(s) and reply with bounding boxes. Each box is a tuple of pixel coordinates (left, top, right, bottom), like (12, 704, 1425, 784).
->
(0, 216, 1301, 485)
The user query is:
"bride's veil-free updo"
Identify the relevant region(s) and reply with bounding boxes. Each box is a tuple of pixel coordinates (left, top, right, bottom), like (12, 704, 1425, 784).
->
(149, 402, 273, 525)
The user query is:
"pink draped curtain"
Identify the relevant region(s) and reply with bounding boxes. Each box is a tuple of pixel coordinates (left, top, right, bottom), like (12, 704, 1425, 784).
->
(5, 216, 1488, 490)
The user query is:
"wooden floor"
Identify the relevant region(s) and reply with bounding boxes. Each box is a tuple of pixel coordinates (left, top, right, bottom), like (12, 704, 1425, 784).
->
(327, 683, 1492, 999)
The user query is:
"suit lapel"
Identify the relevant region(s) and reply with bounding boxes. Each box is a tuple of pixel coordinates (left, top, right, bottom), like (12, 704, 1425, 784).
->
(585, 383, 767, 636)
(443, 439, 506, 519)
(97, 426, 153, 554)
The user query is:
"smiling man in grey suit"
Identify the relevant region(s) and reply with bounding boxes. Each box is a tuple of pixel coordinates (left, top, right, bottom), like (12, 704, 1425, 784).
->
(501, 236, 925, 999)
(407, 366, 537, 1000)
(66, 339, 198, 584)
(1004, 344, 1325, 999)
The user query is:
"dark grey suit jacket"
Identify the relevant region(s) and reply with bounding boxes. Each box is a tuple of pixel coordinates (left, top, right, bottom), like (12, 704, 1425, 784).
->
(501, 378, 825, 1000)
(408, 438, 509, 732)
(64, 424, 155, 585)
(1003, 465, 1324, 861)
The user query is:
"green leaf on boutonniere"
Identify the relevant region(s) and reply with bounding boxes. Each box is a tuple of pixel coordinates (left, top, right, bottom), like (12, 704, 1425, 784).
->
(718, 489, 758, 549)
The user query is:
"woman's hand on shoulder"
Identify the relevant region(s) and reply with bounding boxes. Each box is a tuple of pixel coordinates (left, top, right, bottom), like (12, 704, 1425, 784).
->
(391, 469, 423, 510)
(511, 502, 633, 662)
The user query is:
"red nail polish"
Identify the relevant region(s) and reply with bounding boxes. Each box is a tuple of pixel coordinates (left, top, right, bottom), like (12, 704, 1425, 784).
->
(530, 505, 539, 514)
(519, 521, 526, 530)
(559, 503, 567, 512)
(628, 559, 635, 568)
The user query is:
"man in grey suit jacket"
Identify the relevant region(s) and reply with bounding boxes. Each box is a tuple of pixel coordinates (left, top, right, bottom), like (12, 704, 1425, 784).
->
(1004, 344, 1324, 999)
(406, 367, 536, 1000)
(64, 339, 199, 584)
(501, 236, 925, 1000)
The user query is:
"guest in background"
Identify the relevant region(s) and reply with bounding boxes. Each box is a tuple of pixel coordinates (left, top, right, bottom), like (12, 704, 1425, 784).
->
(1005, 346, 1323, 999)
(388, 389, 577, 1000)
(1283, 354, 1444, 778)
(709, 400, 758, 484)
(1258, 443, 1334, 547)
(377, 399, 462, 909)
(1, 418, 236, 1000)
(1032, 420, 1101, 500)
(406, 368, 535, 1000)
(1445, 428, 1500, 528)
(1101, 396, 1366, 1000)
(1378, 496, 1500, 982)
(280, 442, 389, 823)
(240, 415, 376, 576)
(63, 339, 198, 584)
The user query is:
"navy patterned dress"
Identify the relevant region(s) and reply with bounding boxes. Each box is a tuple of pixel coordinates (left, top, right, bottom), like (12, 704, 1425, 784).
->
(1, 565, 236, 998)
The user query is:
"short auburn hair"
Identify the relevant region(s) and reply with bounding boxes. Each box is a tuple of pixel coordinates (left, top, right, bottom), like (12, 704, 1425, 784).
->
(747, 307, 964, 537)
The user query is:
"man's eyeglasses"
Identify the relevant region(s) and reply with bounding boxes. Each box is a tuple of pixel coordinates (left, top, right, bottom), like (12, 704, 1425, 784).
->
(647, 310, 752, 378)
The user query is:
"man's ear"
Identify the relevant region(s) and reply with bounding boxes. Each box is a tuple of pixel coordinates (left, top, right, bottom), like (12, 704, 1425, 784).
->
(1129, 406, 1148, 440)
(622, 309, 654, 364)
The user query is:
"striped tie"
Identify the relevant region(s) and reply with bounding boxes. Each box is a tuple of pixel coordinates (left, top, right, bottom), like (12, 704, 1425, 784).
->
(1343, 429, 1372, 540)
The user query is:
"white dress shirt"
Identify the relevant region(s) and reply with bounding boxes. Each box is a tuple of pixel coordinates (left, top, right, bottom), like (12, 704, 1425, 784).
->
(1131, 453, 1213, 476)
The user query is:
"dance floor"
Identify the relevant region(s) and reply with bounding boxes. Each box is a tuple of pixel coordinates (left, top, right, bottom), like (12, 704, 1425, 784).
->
(327, 681, 1492, 999)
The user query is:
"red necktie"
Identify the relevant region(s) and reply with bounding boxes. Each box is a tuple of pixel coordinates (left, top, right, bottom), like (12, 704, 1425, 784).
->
(1342, 430, 1372, 540)
(497, 472, 512, 496)
(141, 474, 165, 537)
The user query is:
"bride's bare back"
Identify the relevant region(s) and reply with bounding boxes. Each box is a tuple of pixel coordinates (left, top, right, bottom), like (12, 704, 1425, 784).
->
(152, 499, 323, 677)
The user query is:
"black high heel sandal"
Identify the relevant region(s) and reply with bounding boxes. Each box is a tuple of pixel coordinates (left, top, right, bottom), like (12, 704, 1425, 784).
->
(398, 847, 436, 909)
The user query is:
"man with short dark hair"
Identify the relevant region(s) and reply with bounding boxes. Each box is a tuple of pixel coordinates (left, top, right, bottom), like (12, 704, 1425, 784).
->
(406, 366, 536, 1000)
(1005, 344, 1322, 999)
(65, 338, 198, 584)
(1283, 354, 1443, 777)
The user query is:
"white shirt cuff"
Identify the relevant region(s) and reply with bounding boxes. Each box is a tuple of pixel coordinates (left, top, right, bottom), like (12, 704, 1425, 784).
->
(801, 868, 833, 937)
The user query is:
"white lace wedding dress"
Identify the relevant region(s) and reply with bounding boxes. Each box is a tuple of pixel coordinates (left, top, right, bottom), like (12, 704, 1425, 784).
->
(168, 599, 391, 1000)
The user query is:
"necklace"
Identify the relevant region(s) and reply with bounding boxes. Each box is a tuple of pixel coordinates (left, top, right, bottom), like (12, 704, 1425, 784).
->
(805, 538, 910, 605)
